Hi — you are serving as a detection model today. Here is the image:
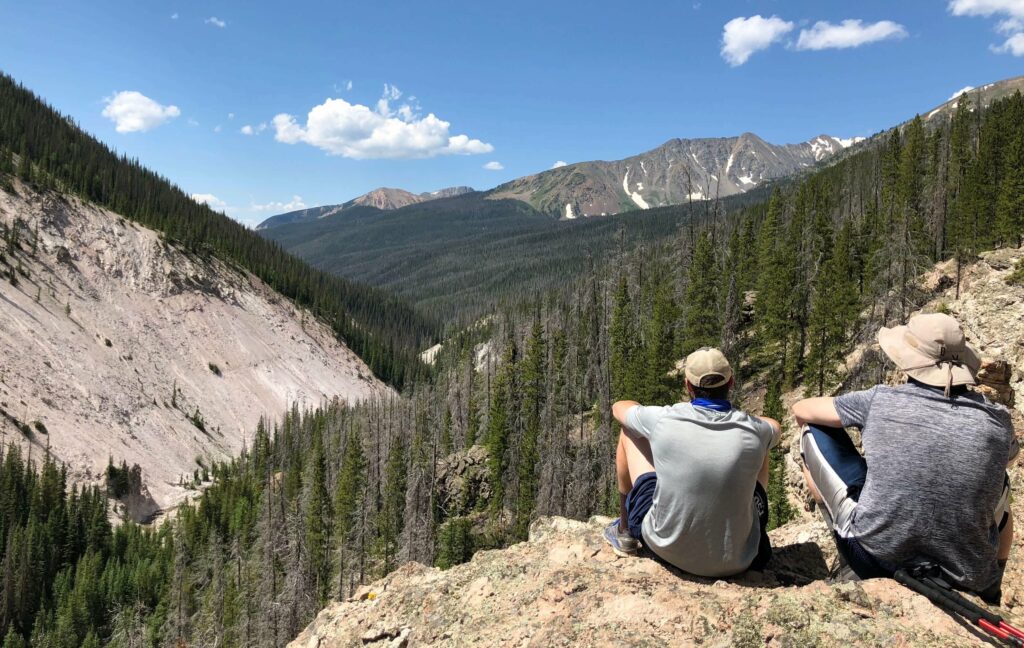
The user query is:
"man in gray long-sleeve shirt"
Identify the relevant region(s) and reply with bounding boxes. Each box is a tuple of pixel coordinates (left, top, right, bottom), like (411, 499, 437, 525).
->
(794, 313, 1016, 600)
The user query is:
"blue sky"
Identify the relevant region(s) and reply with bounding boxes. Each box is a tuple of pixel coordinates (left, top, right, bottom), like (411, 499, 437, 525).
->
(2, 1, 1023, 225)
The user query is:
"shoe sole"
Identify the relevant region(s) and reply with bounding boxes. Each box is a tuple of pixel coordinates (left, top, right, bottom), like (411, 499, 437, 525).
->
(603, 531, 639, 558)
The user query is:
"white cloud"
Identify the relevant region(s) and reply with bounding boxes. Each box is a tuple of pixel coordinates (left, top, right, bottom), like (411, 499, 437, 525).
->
(250, 196, 307, 212)
(273, 84, 493, 159)
(483, 161, 504, 170)
(191, 193, 227, 211)
(346, 80, 354, 91)
(998, 16, 1024, 32)
(795, 19, 907, 50)
(240, 123, 268, 136)
(214, 125, 222, 133)
(171, 13, 178, 20)
(228, 112, 235, 120)
(101, 91, 181, 133)
(948, 86, 976, 101)
(552, 160, 568, 168)
(993, 31, 1024, 53)
(949, 0, 1024, 18)
(721, 15, 794, 66)
(950, 0, 1024, 52)
(205, 16, 226, 28)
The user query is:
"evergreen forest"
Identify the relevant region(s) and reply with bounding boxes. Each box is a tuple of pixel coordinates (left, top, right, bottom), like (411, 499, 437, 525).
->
(0, 73, 1023, 647)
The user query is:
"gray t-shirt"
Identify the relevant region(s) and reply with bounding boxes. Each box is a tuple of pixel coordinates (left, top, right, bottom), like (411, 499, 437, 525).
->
(835, 382, 1015, 591)
(626, 403, 778, 577)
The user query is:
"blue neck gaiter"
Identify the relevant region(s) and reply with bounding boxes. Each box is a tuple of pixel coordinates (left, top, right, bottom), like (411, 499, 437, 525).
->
(691, 398, 732, 412)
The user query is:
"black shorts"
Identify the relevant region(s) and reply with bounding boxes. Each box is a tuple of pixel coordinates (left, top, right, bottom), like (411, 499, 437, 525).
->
(625, 472, 773, 571)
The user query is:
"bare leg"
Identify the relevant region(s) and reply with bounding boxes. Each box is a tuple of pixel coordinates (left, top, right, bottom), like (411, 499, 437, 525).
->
(802, 464, 824, 505)
(1000, 512, 1014, 562)
(615, 429, 655, 532)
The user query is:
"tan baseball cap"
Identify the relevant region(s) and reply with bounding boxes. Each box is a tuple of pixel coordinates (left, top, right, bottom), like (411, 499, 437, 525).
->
(684, 347, 733, 389)
(876, 312, 980, 392)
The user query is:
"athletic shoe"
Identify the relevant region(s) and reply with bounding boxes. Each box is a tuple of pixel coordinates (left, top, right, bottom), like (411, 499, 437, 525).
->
(603, 519, 640, 557)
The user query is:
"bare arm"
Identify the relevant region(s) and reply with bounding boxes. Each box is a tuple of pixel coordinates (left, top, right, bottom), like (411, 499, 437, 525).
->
(757, 416, 782, 437)
(792, 397, 843, 428)
(610, 399, 634, 429)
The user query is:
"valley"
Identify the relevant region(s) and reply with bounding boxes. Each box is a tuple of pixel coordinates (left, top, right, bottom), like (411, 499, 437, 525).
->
(0, 49, 1023, 648)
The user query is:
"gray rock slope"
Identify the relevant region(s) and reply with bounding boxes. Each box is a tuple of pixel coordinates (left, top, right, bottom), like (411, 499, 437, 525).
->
(0, 181, 388, 513)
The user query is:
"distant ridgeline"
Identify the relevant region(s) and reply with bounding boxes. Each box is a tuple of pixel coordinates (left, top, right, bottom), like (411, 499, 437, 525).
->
(0, 73, 438, 388)
(0, 75, 1023, 648)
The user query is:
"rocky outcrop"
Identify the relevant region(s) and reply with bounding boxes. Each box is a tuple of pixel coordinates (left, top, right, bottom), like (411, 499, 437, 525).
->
(290, 516, 1010, 647)
(0, 182, 389, 513)
(435, 445, 491, 518)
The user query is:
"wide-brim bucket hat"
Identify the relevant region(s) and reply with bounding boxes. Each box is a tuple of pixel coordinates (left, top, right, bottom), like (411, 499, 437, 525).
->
(877, 312, 980, 393)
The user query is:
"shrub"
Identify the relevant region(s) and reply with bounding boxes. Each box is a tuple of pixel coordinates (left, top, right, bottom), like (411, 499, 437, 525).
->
(1008, 259, 1024, 287)
(435, 517, 475, 570)
(33, 420, 47, 435)
(104, 338, 112, 347)
(106, 459, 131, 498)
(189, 408, 206, 432)
(208, 363, 222, 376)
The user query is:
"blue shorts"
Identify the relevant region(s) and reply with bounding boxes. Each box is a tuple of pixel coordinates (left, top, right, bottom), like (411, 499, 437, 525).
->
(625, 472, 658, 540)
(625, 471, 773, 570)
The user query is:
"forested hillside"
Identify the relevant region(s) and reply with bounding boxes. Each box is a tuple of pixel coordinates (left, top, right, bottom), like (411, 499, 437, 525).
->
(0, 73, 437, 388)
(263, 187, 771, 323)
(0, 84, 1020, 647)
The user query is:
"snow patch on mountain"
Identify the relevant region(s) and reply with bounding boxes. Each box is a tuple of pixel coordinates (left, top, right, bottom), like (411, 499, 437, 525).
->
(622, 169, 650, 209)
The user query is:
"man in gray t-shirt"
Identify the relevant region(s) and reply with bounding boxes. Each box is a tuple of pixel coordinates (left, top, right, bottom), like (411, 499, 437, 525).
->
(605, 347, 781, 577)
(794, 313, 1016, 597)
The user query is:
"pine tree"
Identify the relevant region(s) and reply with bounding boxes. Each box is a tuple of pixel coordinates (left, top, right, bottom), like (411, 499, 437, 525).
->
(804, 222, 860, 396)
(514, 319, 546, 539)
(485, 336, 518, 523)
(440, 407, 453, 456)
(303, 430, 331, 607)
(754, 190, 792, 371)
(763, 380, 794, 530)
(465, 363, 481, 448)
(375, 435, 407, 573)
(333, 425, 365, 598)
(609, 277, 640, 401)
(434, 517, 473, 570)
(682, 230, 720, 354)
(996, 117, 1024, 247)
(1, 627, 25, 648)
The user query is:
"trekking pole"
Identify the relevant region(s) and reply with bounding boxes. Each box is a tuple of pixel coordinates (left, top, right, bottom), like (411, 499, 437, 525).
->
(895, 569, 1024, 646)
(918, 575, 1024, 642)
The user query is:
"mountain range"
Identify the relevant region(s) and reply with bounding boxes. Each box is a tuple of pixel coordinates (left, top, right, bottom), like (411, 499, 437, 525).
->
(257, 185, 474, 230)
(488, 133, 861, 218)
(259, 134, 859, 229)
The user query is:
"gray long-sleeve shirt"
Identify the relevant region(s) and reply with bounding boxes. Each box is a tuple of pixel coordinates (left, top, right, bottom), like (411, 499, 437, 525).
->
(835, 381, 1016, 591)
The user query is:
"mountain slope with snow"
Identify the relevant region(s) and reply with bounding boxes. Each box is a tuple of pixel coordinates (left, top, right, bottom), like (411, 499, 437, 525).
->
(488, 133, 861, 219)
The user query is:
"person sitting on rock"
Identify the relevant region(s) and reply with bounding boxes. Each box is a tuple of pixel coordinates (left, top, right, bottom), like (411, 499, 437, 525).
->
(793, 312, 1016, 601)
(604, 347, 782, 577)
